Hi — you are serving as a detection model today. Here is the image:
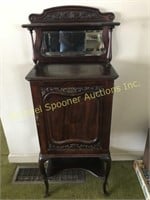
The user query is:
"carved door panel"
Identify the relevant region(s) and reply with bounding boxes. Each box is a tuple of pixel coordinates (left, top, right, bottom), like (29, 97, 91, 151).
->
(41, 86, 103, 154)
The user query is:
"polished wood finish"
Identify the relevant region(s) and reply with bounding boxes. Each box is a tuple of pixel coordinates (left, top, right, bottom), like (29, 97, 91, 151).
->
(22, 6, 120, 64)
(22, 5, 119, 197)
(27, 63, 118, 196)
(27, 64, 118, 157)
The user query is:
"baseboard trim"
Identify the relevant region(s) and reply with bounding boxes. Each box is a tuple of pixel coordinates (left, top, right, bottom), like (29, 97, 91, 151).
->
(111, 151, 143, 161)
(8, 151, 143, 163)
(8, 154, 39, 163)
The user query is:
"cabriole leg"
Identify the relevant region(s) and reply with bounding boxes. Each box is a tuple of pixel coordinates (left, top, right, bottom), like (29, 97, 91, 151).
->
(103, 155, 111, 195)
(39, 156, 49, 198)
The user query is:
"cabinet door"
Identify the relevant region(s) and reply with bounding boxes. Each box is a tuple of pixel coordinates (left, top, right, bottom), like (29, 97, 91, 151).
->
(40, 86, 104, 155)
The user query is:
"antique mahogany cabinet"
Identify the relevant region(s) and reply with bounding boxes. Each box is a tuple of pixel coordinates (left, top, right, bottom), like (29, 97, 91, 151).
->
(22, 6, 120, 197)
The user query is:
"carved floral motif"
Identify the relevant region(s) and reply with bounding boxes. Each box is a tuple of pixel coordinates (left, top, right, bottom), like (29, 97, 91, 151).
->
(29, 7, 115, 23)
(41, 86, 102, 98)
(48, 140, 102, 151)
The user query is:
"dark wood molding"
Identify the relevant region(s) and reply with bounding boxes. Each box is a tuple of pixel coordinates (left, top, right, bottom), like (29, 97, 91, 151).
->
(29, 6, 115, 23)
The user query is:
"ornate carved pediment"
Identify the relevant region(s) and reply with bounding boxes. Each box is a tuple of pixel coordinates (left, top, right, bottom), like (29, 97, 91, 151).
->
(29, 6, 115, 23)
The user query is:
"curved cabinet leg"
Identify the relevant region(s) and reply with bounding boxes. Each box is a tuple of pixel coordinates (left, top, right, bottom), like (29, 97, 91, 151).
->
(39, 156, 49, 198)
(103, 155, 111, 195)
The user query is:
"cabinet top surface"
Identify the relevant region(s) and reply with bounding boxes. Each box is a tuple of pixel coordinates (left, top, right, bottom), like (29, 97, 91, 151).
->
(26, 63, 118, 81)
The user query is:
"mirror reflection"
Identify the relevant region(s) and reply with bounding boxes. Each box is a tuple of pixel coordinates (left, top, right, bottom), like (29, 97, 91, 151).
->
(41, 30, 106, 56)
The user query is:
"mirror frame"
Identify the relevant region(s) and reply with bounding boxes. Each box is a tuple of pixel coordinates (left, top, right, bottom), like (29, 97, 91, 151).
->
(22, 6, 120, 64)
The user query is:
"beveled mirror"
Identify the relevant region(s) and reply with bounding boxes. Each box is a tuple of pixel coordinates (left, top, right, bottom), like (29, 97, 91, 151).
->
(41, 30, 106, 57)
(22, 6, 120, 64)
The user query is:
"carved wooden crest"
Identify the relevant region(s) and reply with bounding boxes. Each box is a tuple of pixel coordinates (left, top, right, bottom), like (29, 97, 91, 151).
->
(29, 6, 115, 23)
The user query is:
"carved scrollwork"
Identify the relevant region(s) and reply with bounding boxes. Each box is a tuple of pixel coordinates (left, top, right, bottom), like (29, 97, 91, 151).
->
(30, 11, 99, 23)
(41, 86, 102, 98)
(48, 140, 102, 151)
(29, 6, 115, 23)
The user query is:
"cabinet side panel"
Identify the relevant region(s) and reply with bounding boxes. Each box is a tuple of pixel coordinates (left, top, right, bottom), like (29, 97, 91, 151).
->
(30, 82, 48, 154)
(101, 80, 114, 150)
